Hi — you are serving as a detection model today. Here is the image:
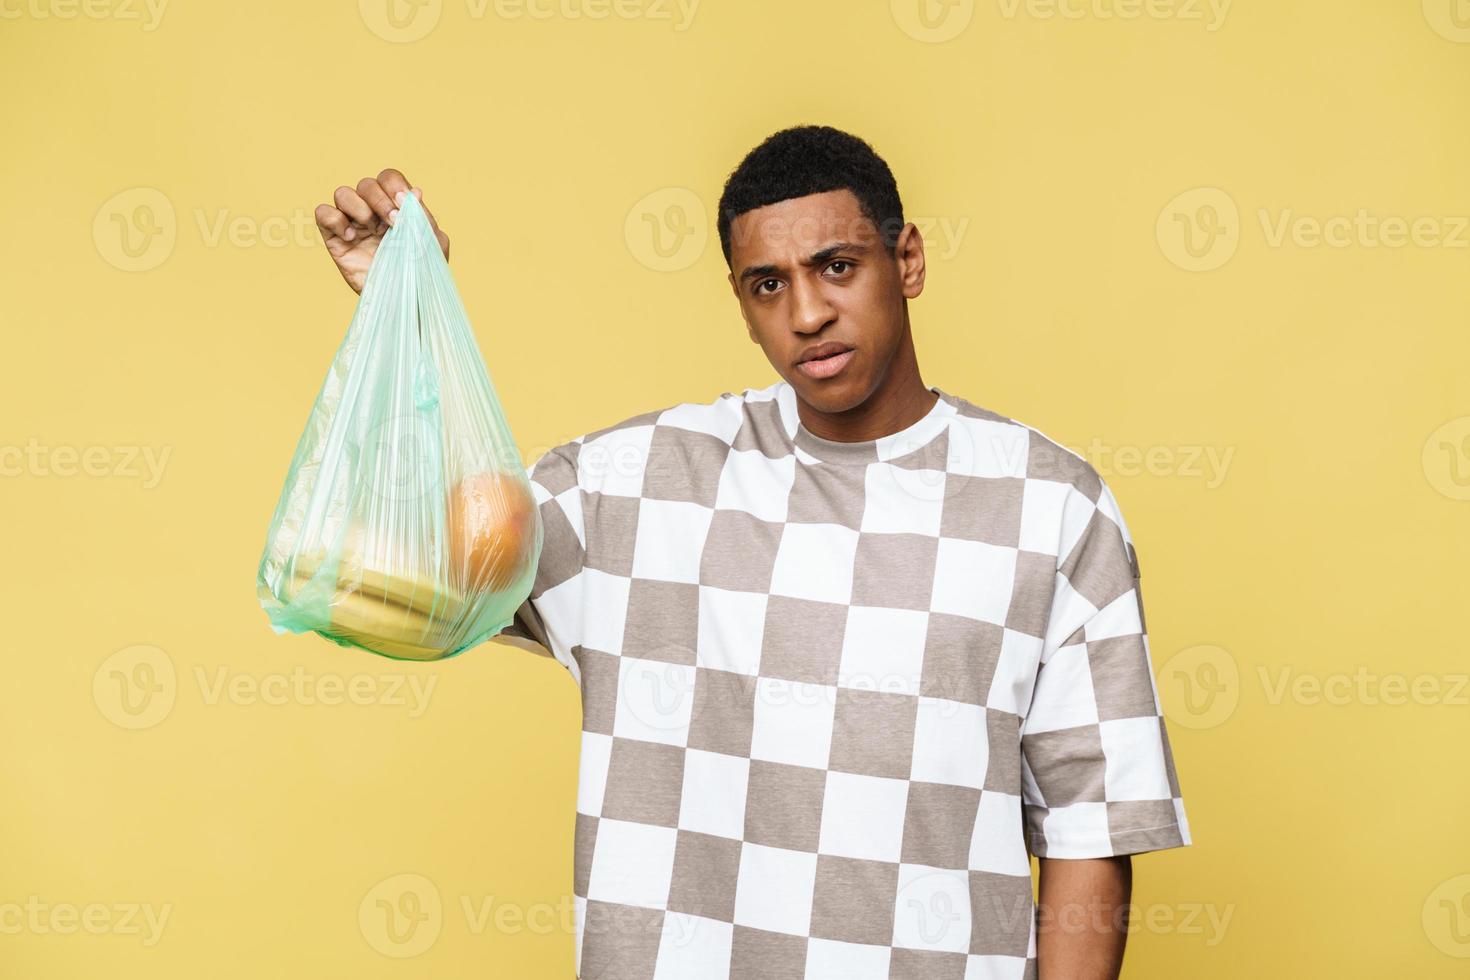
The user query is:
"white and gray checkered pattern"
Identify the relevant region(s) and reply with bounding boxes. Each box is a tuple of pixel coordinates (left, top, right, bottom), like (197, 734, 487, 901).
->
(495, 379, 1191, 980)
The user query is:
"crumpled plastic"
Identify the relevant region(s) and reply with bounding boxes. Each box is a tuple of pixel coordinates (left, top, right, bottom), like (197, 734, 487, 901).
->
(256, 192, 541, 661)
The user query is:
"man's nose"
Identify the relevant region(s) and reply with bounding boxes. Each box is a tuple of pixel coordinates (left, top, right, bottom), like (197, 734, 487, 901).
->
(789, 275, 836, 334)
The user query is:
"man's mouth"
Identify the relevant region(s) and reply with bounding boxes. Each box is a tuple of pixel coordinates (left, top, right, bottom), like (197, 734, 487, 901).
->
(795, 345, 855, 380)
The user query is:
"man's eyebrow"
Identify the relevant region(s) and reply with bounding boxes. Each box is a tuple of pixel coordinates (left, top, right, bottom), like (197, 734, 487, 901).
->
(736, 240, 871, 283)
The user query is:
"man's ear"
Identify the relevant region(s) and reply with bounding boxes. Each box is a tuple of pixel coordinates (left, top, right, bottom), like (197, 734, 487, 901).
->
(894, 221, 926, 300)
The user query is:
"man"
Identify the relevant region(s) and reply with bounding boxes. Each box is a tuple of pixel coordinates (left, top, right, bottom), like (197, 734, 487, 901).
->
(315, 125, 1191, 980)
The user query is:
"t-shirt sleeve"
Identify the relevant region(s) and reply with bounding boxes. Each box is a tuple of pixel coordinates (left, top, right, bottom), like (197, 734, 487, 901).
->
(1018, 473, 1192, 859)
(493, 444, 587, 676)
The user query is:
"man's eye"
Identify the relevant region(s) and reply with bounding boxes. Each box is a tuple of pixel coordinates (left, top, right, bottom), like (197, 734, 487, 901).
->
(756, 278, 781, 295)
(827, 260, 852, 275)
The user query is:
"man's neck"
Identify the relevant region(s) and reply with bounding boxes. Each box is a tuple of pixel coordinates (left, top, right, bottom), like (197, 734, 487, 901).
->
(795, 362, 937, 444)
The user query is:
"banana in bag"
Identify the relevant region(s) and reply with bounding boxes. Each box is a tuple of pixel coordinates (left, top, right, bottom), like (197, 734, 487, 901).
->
(256, 193, 540, 661)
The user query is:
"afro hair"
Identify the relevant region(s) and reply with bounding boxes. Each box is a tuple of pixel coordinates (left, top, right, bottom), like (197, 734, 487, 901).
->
(716, 125, 906, 267)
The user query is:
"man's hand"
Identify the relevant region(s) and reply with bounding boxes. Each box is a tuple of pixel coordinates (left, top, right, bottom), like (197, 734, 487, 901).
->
(1036, 855, 1133, 979)
(314, 168, 451, 294)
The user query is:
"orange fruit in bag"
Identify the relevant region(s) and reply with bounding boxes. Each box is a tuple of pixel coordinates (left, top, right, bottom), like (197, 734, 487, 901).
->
(448, 469, 539, 593)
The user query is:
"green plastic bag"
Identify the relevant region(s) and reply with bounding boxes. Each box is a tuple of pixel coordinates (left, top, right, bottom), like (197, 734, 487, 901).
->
(256, 192, 541, 661)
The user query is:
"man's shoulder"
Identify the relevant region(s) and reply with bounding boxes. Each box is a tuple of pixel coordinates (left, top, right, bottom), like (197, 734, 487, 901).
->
(529, 381, 781, 471)
(936, 388, 1104, 504)
(530, 382, 1106, 505)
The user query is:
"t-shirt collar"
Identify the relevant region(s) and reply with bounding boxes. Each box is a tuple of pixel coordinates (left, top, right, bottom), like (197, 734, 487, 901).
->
(777, 380, 954, 466)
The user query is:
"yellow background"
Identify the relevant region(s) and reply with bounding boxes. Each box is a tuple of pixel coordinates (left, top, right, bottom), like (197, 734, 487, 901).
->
(3, 0, 1468, 976)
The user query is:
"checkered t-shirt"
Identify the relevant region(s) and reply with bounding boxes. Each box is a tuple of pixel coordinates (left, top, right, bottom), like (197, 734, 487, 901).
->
(495, 379, 1192, 980)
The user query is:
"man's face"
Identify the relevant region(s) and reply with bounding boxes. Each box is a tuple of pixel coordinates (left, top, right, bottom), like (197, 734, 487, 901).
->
(726, 189, 925, 414)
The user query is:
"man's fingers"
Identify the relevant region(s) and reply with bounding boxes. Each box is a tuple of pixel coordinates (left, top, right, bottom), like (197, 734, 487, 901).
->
(333, 186, 374, 228)
(357, 176, 396, 224)
(315, 203, 351, 243)
(377, 168, 412, 204)
(374, 169, 414, 224)
(333, 174, 442, 254)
